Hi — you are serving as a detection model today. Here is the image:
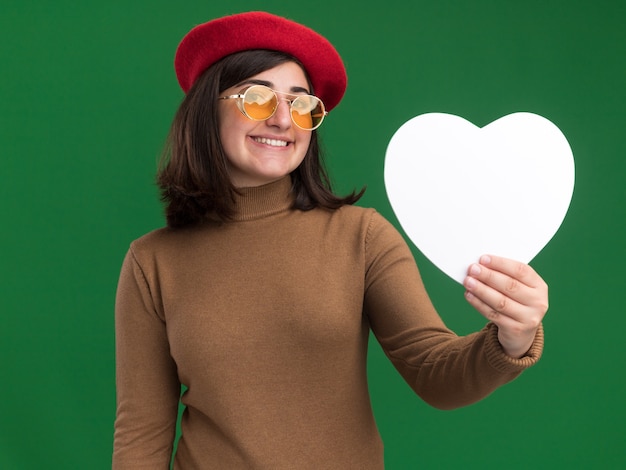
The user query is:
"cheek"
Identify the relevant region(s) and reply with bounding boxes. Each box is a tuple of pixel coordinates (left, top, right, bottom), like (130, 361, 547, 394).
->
(218, 125, 238, 166)
(218, 113, 245, 153)
(218, 103, 242, 138)
(297, 133, 313, 159)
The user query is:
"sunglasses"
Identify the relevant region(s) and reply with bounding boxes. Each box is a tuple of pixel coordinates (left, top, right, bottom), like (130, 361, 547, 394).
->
(219, 84, 327, 130)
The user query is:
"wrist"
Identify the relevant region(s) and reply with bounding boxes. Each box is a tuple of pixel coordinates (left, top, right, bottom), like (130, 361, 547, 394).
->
(498, 329, 538, 359)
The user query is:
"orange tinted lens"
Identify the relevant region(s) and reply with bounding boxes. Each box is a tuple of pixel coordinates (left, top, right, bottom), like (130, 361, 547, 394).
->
(291, 95, 325, 130)
(242, 86, 277, 120)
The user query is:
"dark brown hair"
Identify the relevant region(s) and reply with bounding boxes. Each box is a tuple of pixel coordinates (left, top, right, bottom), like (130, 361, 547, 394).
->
(157, 49, 364, 228)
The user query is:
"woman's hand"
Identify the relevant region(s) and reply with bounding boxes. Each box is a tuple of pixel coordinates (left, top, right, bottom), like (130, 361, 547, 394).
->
(463, 255, 549, 358)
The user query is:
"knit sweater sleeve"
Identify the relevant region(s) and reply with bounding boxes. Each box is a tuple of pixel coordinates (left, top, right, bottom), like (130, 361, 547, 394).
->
(363, 211, 543, 410)
(112, 247, 180, 469)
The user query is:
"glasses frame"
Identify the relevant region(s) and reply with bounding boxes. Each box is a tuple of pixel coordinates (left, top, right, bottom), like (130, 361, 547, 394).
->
(219, 84, 327, 131)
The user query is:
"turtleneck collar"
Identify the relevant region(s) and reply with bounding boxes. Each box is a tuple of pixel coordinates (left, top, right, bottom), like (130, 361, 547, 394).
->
(232, 176, 295, 221)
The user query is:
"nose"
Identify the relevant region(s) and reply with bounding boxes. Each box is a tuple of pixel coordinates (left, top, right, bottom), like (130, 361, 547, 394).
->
(265, 98, 292, 129)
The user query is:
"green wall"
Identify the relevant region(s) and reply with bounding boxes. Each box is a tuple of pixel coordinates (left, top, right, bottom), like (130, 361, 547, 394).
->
(2, 0, 625, 468)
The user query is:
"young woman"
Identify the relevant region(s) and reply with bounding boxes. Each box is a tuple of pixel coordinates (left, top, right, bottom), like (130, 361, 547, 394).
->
(113, 11, 548, 469)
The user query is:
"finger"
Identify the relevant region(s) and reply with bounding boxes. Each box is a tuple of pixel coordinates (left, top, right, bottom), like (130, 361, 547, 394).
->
(463, 273, 529, 322)
(463, 287, 528, 327)
(466, 261, 531, 307)
(469, 255, 549, 314)
(477, 255, 546, 290)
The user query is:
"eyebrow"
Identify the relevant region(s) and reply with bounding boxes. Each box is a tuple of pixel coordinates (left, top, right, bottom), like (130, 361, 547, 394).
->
(237, 78, 311, 95)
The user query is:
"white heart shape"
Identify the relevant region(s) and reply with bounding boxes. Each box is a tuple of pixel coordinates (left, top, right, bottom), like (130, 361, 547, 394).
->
(384, 112, 575, 284)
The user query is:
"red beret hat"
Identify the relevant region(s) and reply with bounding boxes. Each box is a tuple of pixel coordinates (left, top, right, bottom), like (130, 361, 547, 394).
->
(174, 11, 347, 112)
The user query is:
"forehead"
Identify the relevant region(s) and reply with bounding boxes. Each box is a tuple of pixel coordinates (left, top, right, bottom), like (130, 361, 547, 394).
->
(236, 61, 311, 92)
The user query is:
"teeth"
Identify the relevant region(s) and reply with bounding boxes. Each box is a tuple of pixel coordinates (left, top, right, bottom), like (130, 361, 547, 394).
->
(253, 137, 288, 147)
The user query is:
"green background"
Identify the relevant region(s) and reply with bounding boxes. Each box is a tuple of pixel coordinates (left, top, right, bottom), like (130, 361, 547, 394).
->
(2, 0, 625, 468)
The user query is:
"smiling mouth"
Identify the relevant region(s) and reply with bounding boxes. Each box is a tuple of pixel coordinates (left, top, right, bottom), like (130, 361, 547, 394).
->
(252, 137, 289, 147)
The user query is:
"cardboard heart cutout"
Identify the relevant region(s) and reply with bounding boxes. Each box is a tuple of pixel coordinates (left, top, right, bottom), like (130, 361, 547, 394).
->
(384, 112, 575, 284)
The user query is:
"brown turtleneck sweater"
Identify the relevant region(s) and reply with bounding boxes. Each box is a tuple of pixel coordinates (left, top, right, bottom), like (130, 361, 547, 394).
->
(113, 176, 543, 469)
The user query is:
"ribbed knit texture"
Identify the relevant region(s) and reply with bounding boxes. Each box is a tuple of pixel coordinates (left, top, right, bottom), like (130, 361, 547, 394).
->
(113, 176, 543, 469)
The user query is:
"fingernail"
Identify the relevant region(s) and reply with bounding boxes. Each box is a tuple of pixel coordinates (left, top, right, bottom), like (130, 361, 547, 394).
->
(480, 255, 491, 265)
(464, 277, 476, 288)
(469, 264, 481, 276)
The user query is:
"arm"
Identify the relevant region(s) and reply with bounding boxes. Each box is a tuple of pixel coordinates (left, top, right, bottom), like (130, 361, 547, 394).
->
(363, 212, 543, 410)
(112, 248, 180, 469)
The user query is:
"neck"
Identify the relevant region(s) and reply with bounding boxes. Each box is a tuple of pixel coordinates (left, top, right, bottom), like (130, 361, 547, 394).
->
(232, 176, 294, 221)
